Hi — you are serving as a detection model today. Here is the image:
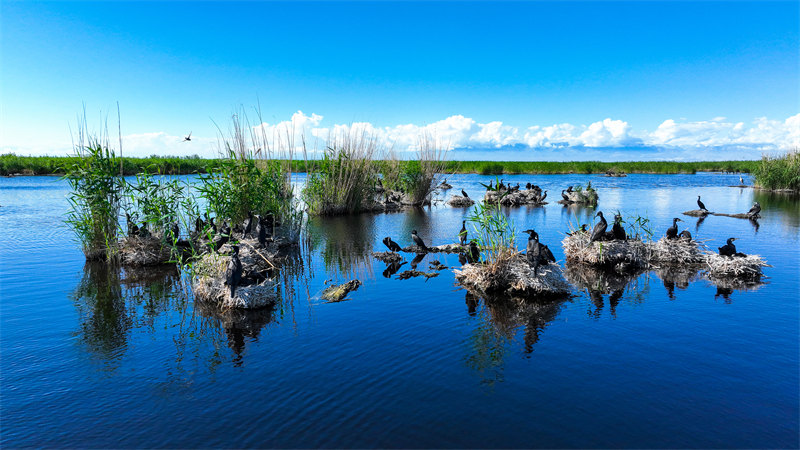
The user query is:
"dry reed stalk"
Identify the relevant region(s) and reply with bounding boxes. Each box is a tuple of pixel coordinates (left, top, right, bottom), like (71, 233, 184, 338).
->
(703, 253, 768, 280)
(648, 237, 707, 265)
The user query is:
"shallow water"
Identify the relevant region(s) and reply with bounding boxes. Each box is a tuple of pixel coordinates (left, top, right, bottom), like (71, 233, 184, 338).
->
(1, 173, 798, 448)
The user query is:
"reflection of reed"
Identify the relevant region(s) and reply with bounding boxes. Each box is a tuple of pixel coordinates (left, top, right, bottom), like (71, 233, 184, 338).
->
(194, 301, 275, 366)
(307, 214, 375, 278)
(705, 274, 765, 304)
(564, 263, 643, 293)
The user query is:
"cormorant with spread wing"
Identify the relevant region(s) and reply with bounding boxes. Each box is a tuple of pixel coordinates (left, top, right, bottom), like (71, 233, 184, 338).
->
(747, 202, 761, 218)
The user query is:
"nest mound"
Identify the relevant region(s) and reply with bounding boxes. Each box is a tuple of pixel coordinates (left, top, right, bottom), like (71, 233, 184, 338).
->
(704, 253, 768, 280)
(454, 250, 570, 298)
(401, 243, 466, 254)
(446, 195, 475, 207)
(191, 237, 296, 309)
(561, 233, 650, 271)
(483, 189, 547, 206)
(372, 251, 402, 263)
(120, 236, 173, 266)
(557, 190, 598, 205)
(648, 237, 706, 265)
(438, 182, 453, 190)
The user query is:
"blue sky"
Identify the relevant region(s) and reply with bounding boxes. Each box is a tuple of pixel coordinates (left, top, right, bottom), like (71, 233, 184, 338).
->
(1, 1, 798, 160)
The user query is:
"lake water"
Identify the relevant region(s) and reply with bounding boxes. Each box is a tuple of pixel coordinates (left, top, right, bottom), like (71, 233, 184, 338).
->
(1, 173, 798, 448)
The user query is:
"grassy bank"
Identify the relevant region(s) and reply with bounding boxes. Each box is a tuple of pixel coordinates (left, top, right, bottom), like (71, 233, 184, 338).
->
(2, 154, 758, 176)
(752, 151, 799, 191)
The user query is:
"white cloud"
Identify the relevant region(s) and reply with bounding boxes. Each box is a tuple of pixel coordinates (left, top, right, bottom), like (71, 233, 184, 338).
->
(4, 112, 798, 160)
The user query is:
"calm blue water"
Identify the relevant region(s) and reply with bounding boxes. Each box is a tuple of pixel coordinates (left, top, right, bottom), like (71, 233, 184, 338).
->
(1, 173, 798, 448)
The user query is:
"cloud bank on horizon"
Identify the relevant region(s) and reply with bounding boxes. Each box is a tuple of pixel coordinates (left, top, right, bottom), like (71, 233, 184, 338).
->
(5, 112, 798, 162)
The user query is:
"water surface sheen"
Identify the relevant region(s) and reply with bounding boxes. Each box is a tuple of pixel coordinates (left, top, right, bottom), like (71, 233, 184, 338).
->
(1, 173, 798, 448)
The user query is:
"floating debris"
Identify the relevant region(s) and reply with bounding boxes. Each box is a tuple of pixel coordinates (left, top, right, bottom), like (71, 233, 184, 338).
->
(321, 279, 362, 302)
(429, 260, 448, 271)
(454, 249, 570, 298)
(401, 243, 467, 254)
(648, 237, 706, 265)
(397, 270, 440, 280)
(446, 195, 475, 207)
(561, 233, 650, 271)
(682, 210, 761, 220)
(372, 251, 403, 263)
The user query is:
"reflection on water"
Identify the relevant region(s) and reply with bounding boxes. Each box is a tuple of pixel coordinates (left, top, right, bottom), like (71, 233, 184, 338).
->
(752, 190, 800, 230)
(463, 291, 569, 385)
(565, 264, 647, 319)
(654, 266, 702, 301)
(194, 301, 275, 367)
(307, 214, 375, 278)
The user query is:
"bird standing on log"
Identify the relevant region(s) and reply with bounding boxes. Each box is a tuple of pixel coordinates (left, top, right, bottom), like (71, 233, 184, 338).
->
(382, 236, 402, 252)
(697, 195, 707, 212)
(459, 220, 468, 245)
(589, 211, 607, 243)
(411, 230, 428, 252)
(666, 217, 682, 239)
(225, 245, 243, 298)
(747, 202, 761, 218)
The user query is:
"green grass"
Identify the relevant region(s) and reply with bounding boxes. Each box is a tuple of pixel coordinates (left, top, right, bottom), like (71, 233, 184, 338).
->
(752, 150, 800, 191)
(2, 154, 759, 176)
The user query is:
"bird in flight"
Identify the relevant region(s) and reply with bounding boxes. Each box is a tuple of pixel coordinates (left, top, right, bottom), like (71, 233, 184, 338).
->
(183, 132, 192, 142)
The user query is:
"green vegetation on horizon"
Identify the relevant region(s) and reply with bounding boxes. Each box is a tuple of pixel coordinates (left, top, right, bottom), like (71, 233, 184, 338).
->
(2, 153, 759, 176)
(752, 151, 800, 191)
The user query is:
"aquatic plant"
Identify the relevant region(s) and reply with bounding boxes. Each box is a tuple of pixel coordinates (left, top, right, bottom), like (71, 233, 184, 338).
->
(302, 127, 380, 215)
(64, 114, 124, 259)
(467, 201, 517, 264)
(752, 149, 800, 191)
(381, 134, 448, 205)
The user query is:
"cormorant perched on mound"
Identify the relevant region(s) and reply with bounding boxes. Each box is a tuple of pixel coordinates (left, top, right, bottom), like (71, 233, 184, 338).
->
(212, 221, 231, 252)
(169, 222, 179, 241)
(526, 182, 531, 190)
(195, 216, 205, 234)
(566, 185, 573, 193)
(498, 179, 505, 190)
(382, 236, 402, 252)
(126, 213, 140, 237)
(561, 190, 570, 202)
(747, 202, 761, 218)
(612, 213, 626, 240)
(242, 211, 254, 238)
(411, 230, 428, 251)
(666, 218, 682, 239)
(209, 216, 217, 233)
(679, 230, 692, 240)
(524, 229, 541, 269)
(467, 241, 480, 263)
(258, 215, 273, 248)
(461, 189, 469, 198)
(697, 196, 707, 211)
(487, 180, 494, 190)
(459, 220, 468, 245)
(718, 237, 737, 256)
(540, 190, 547, 202)
(225, 245, 243, 298)
(590, 211, 607, 243)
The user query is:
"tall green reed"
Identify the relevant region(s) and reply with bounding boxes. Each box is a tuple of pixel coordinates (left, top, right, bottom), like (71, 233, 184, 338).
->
(752, 150, 800, 191)
(467, 201, 517, 264)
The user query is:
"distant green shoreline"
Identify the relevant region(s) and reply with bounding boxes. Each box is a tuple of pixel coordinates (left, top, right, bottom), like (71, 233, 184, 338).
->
(0, 154, 757, 176)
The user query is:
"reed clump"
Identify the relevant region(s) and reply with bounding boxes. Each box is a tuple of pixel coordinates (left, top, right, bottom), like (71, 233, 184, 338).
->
(648, 237, 706, 265)
(752, 150, 800, 191)
(303, 128, 380, 215)
(561, 232, 650, 271)
(704, 253, 769, 280)
(64, 114, 124, 260)
(381, 134, 448, 206)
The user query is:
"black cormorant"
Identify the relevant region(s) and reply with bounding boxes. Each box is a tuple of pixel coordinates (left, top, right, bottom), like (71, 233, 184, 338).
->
(697, 196, 707, 211)
(209, 217, 217, 233)
(225, 245, 242, 298)
(258, 215, 273, 248)
(382, 236, 402, 252)
(126, 213, 140, 237)
(526, 182, 531, 190)
(540, 190, 547, 202)
(461, 189, 469, 198)
(411, 230, 428, 251)
(459, 220, 468, 245)
(568, 224, 588, 236)
(468, 241, 480, 263)
(747, 202, 761, 218)
(718, 237, 737, 256)
(679, 230, 692, 240)
(524, 229, 541, 269)
(498, 180, 505, 190)
(561, 190, 570, 202)
(242, 211, 254, 238)
(195, 216, 205, 234)
(589, 211, 607, 243)
(566, 185, 573, 193)
(666, 217, 682, 239)
(611, 213, 626, 240)
(169, 222, 179, 241)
